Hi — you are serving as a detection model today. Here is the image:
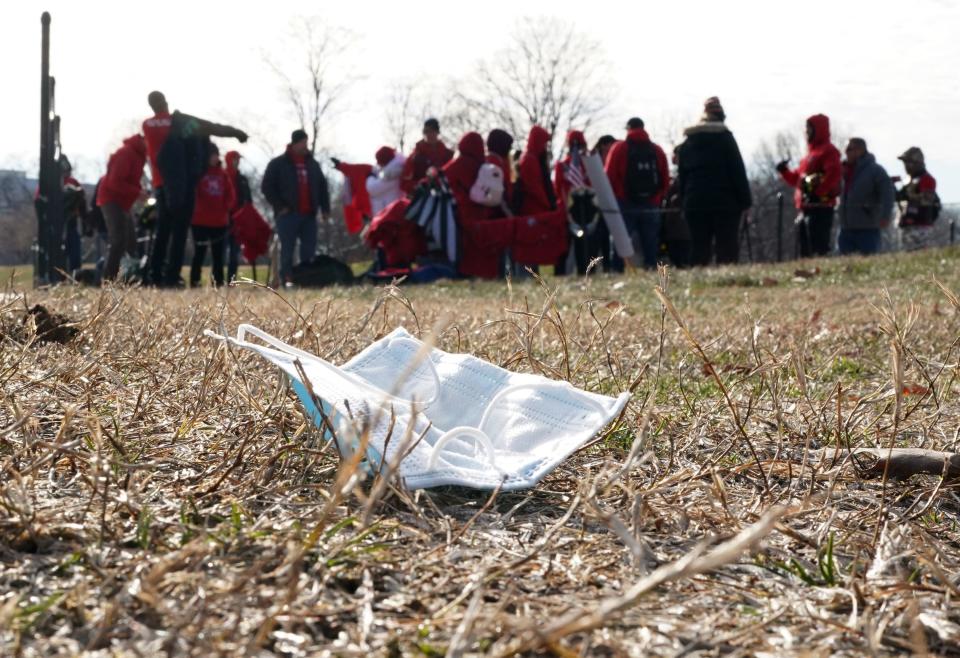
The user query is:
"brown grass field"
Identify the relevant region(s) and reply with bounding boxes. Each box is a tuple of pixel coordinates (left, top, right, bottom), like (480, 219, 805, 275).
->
(2, 249, 960, 656)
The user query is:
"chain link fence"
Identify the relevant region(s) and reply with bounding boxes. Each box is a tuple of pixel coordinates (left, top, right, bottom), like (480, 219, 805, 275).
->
(742, 195, 958, 263)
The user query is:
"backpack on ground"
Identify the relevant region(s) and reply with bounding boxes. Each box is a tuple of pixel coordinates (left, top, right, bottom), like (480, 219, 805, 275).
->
(290, 255, 355, 287)
(625, 140, 660, 203)
(470, 163, 505, 207)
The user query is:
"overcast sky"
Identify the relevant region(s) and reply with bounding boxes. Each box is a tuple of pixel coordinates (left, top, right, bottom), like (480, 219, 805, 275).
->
(2, 0, 958, 201)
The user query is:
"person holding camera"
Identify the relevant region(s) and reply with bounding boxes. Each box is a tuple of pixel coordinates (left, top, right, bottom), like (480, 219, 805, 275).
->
(776, 114, 842, 257)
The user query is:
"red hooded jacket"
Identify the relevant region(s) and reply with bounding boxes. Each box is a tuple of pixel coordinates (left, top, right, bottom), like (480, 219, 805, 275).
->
(778, 114, 842, 209)
(96, 135, 147, 211)
(605, 128, 670, 205)
(335, 161, 374, 234)
(553, 130, 591, 204)
(193, 164, 236, 228)
(142, 111, 172, 188)
(445, 132, 513, 278)
(401, 139, 454, 193)
(517, 125, 556, 215)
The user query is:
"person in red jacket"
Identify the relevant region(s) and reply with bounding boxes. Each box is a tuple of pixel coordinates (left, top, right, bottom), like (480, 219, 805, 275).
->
(604, 117, 670, 270)
(401, 118, 455, 193)
(776, 114, 842, 257)
(445, 132, 512, 278)
(486, 129, 514, 217)
(516, 125, 557, 215)
(96, 134, 147, 281)
(190, 144, 236, 287)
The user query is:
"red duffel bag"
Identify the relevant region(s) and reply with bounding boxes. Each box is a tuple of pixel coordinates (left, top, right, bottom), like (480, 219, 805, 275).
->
(511, 209, 569, 265)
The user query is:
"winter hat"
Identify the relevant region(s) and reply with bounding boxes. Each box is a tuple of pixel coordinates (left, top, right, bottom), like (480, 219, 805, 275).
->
(486, 129, 514, 158)
(375, 146, 396, 167)
(291, 129, 309, 145)
(898, 147, 925, 165)
(702, 96, 726, 121)
(626, 117, 645, 130)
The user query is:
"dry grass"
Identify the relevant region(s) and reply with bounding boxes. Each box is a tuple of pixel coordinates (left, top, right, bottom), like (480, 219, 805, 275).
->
(2, 249, 960, 657)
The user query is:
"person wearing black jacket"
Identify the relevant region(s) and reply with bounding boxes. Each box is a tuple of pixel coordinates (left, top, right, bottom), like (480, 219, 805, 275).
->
(224, 151, 252, 282)
(677, 97, 752, 266)
(148, 92, 248, 287)
(261, 129, 331, 284)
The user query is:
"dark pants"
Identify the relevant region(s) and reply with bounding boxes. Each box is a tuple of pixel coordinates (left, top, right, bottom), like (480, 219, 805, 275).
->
(618, 199, 660, 270)
(190, 225, 228, 287)
(151, 187, 195, 285)
(837, 228, 881, 256)
(276, 213, 317, 282)
(666, 240, 692, 268)
(687, 209, 741, 266)
(64, 216, 82, 272)
(797, 207, 834, 257)
(227, 230, 240, 282)
(101, 202, 137, 281)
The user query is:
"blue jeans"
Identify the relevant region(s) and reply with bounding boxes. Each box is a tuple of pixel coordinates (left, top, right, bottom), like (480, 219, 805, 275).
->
(618, 199, 661, 270)
(838, 228, 881, 256)
(276, 213, 317, 281)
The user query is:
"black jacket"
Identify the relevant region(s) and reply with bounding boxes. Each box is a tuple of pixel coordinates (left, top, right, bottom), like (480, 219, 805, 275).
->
(157, 111, 247, 210)
(261, 149, 330, 217)
(677, 121, 752, 214)
(839, 153, 894, 230)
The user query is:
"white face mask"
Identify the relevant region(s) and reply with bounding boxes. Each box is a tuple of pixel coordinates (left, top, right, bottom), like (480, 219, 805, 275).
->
(206, 325, 629, 491)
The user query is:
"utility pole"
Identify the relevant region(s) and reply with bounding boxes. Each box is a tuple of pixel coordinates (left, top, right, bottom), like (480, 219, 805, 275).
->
(37, 11, 65, 286)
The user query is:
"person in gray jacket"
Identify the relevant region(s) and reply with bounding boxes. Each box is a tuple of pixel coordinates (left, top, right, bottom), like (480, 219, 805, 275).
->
(837, 138, 894, 256)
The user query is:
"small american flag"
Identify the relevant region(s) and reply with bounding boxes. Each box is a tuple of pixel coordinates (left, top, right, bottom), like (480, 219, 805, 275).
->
(564, 149, 589, 190)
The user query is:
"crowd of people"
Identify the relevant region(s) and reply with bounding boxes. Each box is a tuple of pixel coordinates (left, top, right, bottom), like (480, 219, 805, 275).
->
(49, 93, 945, 287)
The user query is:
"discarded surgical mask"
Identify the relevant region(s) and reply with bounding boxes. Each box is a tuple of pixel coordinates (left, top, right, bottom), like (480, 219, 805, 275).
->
(206, 325, 629, 491)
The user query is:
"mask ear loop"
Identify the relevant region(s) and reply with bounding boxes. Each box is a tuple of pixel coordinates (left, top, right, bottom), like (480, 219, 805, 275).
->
(426, 427, 498, 471)
(427, 381, 611, 474)
(210, 325, 442, 407)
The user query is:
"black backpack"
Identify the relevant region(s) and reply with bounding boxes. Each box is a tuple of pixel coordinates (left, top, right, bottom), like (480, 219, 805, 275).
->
(625, 140, 660, 203)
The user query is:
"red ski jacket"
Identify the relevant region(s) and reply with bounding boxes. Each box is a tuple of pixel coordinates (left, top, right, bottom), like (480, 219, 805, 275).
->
(779, 114, 842, 209)
(97, 135, 147, 211)
(192, 165, 236, 228)
(335, 161, 374, 234)
(517, 125, 555, 215)
(142, 111, 172, 188)
(604, 128, 670, 206)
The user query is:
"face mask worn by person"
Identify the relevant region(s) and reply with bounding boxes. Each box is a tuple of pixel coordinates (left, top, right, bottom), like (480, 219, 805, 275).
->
(207, 325, 629, 490)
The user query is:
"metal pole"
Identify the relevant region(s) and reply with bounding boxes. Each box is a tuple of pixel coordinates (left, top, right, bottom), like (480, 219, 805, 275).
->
(37, 12, 51, 287)
(776, 192, 784, 262)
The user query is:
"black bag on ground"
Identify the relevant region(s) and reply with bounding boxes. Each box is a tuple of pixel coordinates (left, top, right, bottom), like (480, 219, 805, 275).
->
(625, 140, 660, 203)
(290, 255, 355, 287)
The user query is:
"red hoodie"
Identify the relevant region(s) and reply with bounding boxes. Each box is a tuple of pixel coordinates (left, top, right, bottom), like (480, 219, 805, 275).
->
(142, 111, 172, 188)
(604, 128, 670, 205)
(335, 161, 374, 234)
(445, 132, 513, 278)
(192, 164, 236, 228)
(778, 114, 842, 209)
(553, 130, 590, 204)
(96, 135, 147, 211)
(401, 139, 454, 193)
(517, 125, 556, 215)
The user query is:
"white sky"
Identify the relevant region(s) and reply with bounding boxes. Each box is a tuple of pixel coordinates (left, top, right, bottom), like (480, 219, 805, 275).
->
(2, 0, 959, 201)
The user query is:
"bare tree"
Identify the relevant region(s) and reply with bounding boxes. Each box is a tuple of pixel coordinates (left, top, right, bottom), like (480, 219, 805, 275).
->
(263, 17, 356, 153)
(382, 77, 482, 152)
(454, 16, 613, 154)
